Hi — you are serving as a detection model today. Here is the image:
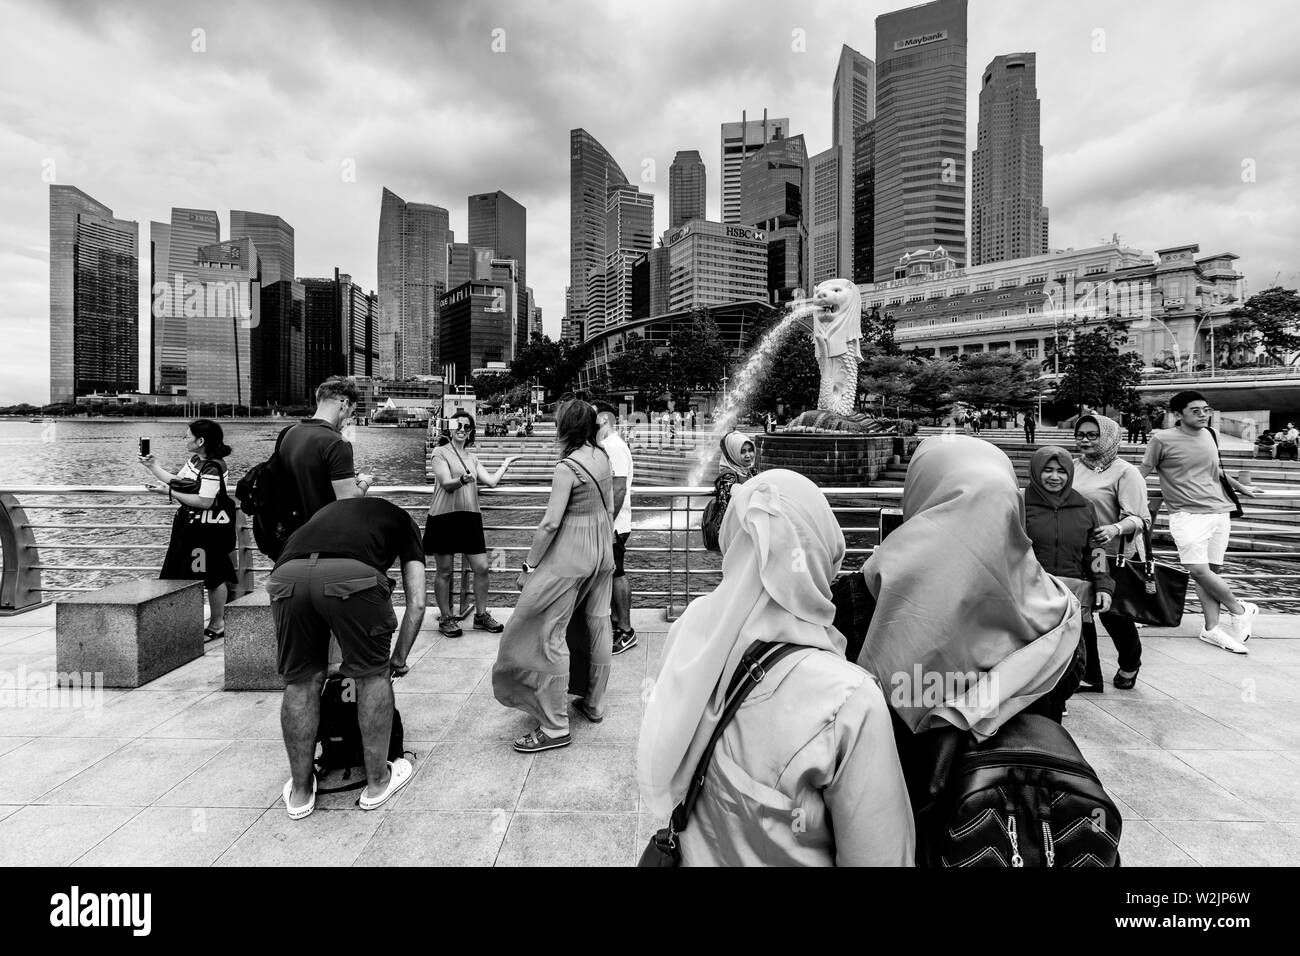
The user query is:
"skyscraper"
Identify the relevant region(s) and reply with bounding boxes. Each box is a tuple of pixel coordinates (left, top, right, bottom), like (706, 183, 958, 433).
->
(446, 242, 496, 289)
(49, 186, 139, 403)
(852, 120, 877, 284)
(669, 150, 706, 229)
(808, 147, 842, 287)
(185, 237, 257, 406)
(301, 269, 378, 389)
(151, 208, 220, 394)
(599, 184, 654, 334)
(720, 112, 789, 224)
(874, 0, 969, 281)
(972, 52, 1049, 265)
(832, 45, 875, 280)
(377, 187, 451, 378)
(739, 134, 807, 303)
(469, 191, 527, 348)
(230, 211, 294, 285)
(664, 220, 768, 312)
(569, 129, 629, 343)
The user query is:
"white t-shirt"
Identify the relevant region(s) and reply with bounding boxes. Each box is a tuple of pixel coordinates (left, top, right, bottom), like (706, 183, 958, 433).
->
(602, 432, 634, 534)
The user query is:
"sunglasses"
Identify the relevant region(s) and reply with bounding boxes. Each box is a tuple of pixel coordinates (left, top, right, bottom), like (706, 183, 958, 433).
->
(1076, 431, 1101, 439)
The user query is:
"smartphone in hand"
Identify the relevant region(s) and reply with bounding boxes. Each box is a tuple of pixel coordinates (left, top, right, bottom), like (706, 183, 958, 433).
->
(139, 436, 150, 456)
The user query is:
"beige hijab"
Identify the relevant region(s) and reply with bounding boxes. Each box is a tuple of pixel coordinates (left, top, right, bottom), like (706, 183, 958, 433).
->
(638, 469, 847, 819)
(859, 436, 1081, 740)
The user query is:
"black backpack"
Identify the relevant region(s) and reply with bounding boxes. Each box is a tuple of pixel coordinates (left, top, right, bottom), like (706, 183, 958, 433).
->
(234, 424, 304, 559)
(315, 674, 410, 793)
(910, 713, 1123, 867)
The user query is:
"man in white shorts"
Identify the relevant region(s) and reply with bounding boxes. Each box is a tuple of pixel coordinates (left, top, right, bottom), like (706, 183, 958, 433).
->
(1141, 391, 1261, 653)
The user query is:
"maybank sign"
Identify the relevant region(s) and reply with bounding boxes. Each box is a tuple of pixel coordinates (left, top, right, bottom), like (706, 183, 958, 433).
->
(894, 29, 947, 50)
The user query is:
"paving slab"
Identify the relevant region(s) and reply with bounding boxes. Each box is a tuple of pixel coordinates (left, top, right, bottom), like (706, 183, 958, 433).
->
(0, 804, 141, 865)
(75, 806, 263, 866)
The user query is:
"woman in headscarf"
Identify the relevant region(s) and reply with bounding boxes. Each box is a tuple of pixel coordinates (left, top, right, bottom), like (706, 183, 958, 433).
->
(1023, 445, 1113, 713)
(1072, 413, 1149, 690)
(714, 430, 757, 508)
(851, 436, 1083, 741)
(638, 469, 914, 867)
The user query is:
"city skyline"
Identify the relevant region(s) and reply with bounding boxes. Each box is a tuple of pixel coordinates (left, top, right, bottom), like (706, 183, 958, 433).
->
(3, 0, 1298, 402)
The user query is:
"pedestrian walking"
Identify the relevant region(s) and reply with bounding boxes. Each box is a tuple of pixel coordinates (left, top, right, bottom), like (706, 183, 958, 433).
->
(1024, 415, 1037, 444)
(595, 402, 637, 653)
(1140, 391, 1262, 653)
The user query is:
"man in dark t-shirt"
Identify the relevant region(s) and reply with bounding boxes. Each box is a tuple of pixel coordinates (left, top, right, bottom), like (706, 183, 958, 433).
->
(279, 376, 372, 519)
(268, 496, 427, 819)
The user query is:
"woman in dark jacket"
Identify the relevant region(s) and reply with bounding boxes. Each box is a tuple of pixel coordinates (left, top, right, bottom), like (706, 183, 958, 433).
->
(1023, 446, 1114, 664)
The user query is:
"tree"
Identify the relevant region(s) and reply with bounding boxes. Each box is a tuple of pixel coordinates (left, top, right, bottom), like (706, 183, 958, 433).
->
(739, 327, 820, 417)
(908, 359, 959, 422)
(470, 371, 516, 401)
(1052, 319, 1144, 413)
(1225, 286, 1300, 365)
(509, 332, 588, 401)
(858, 353, 914, 415)
(862, 305, 900, 356)
(949, 351, 1043, 413)
(606, 335, 671, 410)
(666, 313, 729, 408)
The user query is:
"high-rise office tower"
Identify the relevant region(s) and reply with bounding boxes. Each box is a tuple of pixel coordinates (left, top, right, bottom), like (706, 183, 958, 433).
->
(808, 147, 843, 287)
(669, 150, 706, 229)
(301, 269, 378, 389)
(972, 52, 1049, 266)
(469, 190, 527, 349)
(599, 184, 654, 334)
(664, 220, 768, 312)
(720, 112, 790, 224)
(569, 129, 629, 343)
(832, 45, 875, 280)
(230, 211, 294, 285)
(852, 120, 877, 284)
(446, 242, 496, 289)
(874, 0, 969, 281)
(49, 186, 139, 403)
(257, 278, 306, 406)
(378, 187, 451, 378)
(739, 134, 807, 303)
(185, 237, 257, 405)
(151, 207, 220, 393)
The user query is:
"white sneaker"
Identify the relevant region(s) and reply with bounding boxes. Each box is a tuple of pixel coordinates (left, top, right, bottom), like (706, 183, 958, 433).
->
(1223, 601, 1260, 642)
(1199, 625, 1249, 655)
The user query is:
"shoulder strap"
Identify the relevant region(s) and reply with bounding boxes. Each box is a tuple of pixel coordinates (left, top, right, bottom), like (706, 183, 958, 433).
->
(272, 424, 294, 457)
(564, 455, 611, 516)
(668, 642, 805, 837)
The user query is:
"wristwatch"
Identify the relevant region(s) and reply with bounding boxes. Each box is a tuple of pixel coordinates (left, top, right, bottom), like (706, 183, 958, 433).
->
(521, 561, 535, 574)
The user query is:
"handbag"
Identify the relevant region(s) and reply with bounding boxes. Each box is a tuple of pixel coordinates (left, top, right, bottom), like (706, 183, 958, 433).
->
(700, 473, 734, 552)
(1106, 522, 1189, 627)
(639, 641, 802, 867)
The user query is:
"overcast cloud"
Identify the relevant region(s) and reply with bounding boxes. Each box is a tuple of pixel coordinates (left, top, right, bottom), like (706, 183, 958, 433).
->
(1, 0, 1296, 404)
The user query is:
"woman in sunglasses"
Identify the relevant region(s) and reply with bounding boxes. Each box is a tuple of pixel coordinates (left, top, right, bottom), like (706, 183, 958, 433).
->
(426, 411, 520, 636)
(1072, 413, 1149, 690)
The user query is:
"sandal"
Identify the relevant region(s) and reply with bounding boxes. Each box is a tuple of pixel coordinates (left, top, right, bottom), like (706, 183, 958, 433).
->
(358, 758, 414, 810)
(512, 728, 572, 753)
(283, 776, 317, 820)
(572, 699, 603, 724)
(204, 627, 225, 642)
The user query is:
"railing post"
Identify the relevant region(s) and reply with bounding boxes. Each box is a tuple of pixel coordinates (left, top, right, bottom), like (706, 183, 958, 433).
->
(665, 495, 676, 622)
(0, 493, 50, 615)
(234, 510, 256, 597)
(682, 492, 692, 614)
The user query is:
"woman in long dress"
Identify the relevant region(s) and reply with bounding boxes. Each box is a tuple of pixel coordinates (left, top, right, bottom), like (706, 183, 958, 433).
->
(492, 399, 615, 753)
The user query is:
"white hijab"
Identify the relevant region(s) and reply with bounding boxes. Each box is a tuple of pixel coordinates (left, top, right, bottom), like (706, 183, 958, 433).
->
(638, 469, 847, 819)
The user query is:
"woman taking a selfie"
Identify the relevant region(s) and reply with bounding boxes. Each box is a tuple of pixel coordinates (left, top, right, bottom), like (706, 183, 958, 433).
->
(426, 410, 520, 637)
(139, 419, 238, 640)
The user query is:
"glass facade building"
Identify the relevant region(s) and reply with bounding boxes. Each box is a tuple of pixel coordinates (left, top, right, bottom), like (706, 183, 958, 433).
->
(808, 147, 843, 286)
(185, 237, 257, 405)
(439, 280, 511, 386)
(853, 120, 878, 284)
(49, 186, 139, 403)
(230, 210, 294, 285)
(720, 113, 789, 224)
(378, 187, 451, 378)
(664, 219, 768, 313)
(151, 207, 220, 394)
(669, 150, 706, 230)
(873, 0, 969, 281)
(469, 191, 528, 350)
(832, 45, 875, 280)
(738, 134, 807, 304)
(972, 52, 1049, 266)
(568, 129, 629, 343)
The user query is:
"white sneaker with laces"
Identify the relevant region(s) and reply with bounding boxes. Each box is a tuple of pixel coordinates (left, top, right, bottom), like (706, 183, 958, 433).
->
(1199, 625, 1249, 655)
(1223, 601, 1260, 643)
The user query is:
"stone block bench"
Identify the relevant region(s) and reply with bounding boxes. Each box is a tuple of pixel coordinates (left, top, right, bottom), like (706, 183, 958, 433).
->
(57, 579, 205, 688)
(224, 589, 342, 691)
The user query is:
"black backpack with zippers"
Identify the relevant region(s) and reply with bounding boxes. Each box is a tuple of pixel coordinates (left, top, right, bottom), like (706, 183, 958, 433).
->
(234, 424, 304, 560)
(911, 713, 1122, 867)
(315, 674, 411, 793)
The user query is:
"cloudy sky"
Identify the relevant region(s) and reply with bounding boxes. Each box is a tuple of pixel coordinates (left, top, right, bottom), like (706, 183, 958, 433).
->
(1, 0, 1296, 404)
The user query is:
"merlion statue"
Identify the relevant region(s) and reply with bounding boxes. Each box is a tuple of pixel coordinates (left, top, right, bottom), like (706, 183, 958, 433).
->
(784, 278, 893, 434)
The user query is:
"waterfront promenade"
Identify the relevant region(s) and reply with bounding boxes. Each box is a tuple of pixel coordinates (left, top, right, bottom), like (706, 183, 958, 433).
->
(2, 602, 1299, 866)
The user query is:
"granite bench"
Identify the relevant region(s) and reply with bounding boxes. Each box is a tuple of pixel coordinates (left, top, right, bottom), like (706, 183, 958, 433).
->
(224, 589, 343, 691)
(56, 579, 205, 688)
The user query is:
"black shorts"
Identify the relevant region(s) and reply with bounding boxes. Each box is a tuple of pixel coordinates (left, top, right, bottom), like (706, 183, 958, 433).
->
(612, 532, 630, 578)
(268, 556, 398, 684)
(423, 511, 487, 556)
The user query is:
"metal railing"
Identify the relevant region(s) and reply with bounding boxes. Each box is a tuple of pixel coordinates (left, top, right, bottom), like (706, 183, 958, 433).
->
(3, 485, 1300, 619)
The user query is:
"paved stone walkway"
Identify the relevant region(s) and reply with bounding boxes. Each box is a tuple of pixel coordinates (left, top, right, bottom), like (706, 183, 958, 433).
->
(1, 604, 1299, 866)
